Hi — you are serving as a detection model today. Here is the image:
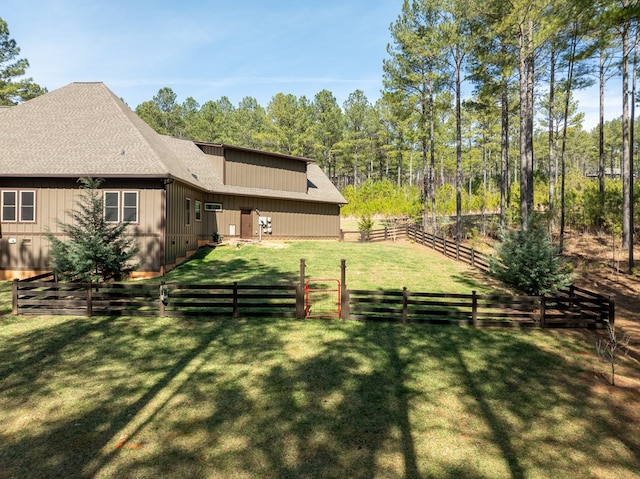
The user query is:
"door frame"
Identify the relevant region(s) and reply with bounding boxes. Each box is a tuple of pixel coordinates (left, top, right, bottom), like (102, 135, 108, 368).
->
(240, 208, 253, 239)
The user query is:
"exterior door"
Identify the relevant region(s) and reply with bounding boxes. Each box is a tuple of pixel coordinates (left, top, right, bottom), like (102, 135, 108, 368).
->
(241, 209, 253, 239)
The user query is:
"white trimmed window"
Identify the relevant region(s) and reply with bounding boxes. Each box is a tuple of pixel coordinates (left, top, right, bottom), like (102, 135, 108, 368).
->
(20, 191, 36, 222)
(104, 191, 138, 223)
(123, 191, 138, 222)
(195, 200, 202, 221)
(1, 190, 36, 223)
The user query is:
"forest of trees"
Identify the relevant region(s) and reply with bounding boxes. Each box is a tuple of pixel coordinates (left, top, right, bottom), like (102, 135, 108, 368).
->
(132, 0, 640, 271)
(2, 1, 639, 271)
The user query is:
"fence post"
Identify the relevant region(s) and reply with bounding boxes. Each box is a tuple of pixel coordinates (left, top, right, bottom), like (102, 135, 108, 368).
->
(540, 295, 546, 327)
(159, 280, 167, 317)
(456, 242, 460, 261)
(471, 249, 475, 267)
(471, 290, 477, 327)
(296, 283, 304, 319)
(402, 287, 408, 323)
(296, 259, 306, 319)
(569, 284, 575, 310)
(233, 282, 239, 319)
(340, 259, 348, 320)
(384, 227, 388, 241)
(86, 282, 93, 317)
(12, 278, 19, 315)
(443, 237, 447, 257)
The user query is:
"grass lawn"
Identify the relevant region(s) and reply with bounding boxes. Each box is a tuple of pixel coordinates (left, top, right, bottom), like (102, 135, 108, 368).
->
(1, 242, 639, 479)
(158, 240, 498, 294)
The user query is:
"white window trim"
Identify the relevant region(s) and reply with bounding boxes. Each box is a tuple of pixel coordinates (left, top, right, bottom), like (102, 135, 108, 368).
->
(104, 190, 139, 224)
(1, 190, 17, 222)
(104, 191, 120, 223)
(122, 191, 139, 223)
(195, 200, 202, 221)
(204, 202, 223, 211)
(2, 190, 36, 223)
(19, 190, 36, 223)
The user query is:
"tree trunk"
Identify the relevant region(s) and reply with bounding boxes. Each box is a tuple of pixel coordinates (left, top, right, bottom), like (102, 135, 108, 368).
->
(500, 69, 510, 230)
(428, 78, 437, 235)
(519, 19, 535, 230)
(599, 49, 606, 228)
(549, 44, 556, 232)
(629, 20, 637, 271)
(455, 50, 463, 242)
(622, 9, 631, 253)
(559, 29, 578, 253)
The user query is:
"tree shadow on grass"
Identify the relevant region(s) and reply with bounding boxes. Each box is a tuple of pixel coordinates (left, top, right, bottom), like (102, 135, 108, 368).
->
(0, 281, 13, 317)
(427, 327, 640, 477)
(3, 317, 640, 479)
(0, 318, 287, 479)
(0, 316, 118, 393)
(160, 249, 299, 286)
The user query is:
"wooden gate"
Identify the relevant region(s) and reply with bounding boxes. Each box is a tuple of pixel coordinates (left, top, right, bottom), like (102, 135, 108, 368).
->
(305, 278, 341, 319)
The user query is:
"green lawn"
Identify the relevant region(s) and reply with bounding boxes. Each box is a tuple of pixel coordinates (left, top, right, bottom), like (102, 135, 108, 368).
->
(159, 240, 499, 294)
(1, 242, 638, 479)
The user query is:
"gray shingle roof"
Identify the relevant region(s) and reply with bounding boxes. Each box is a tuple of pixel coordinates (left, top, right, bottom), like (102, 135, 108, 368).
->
(0, 82, 204, 187)
(0, 82, 346, 204)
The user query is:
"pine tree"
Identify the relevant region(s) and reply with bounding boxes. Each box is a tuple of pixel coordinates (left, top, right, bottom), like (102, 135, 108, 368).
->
(47, 178, 139, 282)
(0, 17, 47, 105)
(491, 215, 573, 295)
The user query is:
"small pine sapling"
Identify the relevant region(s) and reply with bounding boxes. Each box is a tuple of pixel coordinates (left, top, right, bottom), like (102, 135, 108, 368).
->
(490, 215, 573, 295)
(358, 216, 374, 242)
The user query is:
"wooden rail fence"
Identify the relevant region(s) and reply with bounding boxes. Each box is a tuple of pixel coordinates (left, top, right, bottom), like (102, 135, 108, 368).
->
(13, 278, 300, 319)
(13, 260, 613, 328)
(340, 226, 406, 243)
(342, 286, 613, 327)
(405, 225, 494, 272)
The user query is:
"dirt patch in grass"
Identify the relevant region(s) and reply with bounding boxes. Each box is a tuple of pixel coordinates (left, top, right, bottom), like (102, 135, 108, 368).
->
(561, 231, 640, 398)
(564, 231, 640, 327)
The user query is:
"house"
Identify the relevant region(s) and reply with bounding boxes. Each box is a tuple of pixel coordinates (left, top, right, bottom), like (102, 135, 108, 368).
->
(0, 82, 346, 279)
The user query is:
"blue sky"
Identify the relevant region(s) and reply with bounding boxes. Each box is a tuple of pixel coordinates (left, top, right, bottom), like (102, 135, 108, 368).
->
(3, 0, 621, 130)
(3, 1, 399, 109)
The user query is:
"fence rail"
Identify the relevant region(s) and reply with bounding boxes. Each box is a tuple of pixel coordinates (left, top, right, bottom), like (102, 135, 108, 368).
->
(11, 225, 613, 328)
(406, 226, 493, 273)
(343, 287, 611, 328)
(12, 280, 300, 319)
(340, 226, 406, 243)
(13, 277, 613, 328)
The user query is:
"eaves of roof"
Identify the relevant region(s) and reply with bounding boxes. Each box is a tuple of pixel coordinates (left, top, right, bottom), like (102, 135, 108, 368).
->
(194, 141, 317, 164)
(0, 82, 346, 205)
